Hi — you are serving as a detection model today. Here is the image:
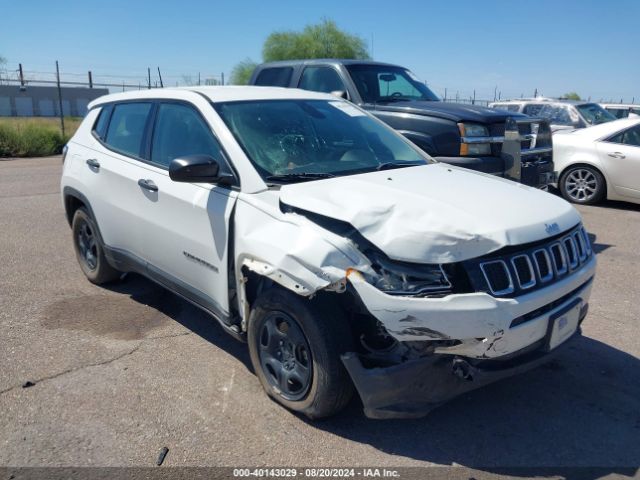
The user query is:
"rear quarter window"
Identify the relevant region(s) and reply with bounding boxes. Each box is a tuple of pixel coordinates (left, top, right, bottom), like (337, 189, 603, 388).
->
(254, 67, 294, 87)
(92, 105, 113, 140)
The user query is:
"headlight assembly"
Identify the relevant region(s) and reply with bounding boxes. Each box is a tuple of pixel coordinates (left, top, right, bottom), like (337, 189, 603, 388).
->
(363, 253, 452, 296)
(458, 122, 491, 156)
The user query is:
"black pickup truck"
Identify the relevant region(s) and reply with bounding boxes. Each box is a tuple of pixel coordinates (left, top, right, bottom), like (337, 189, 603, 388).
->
(249, 59, 555, 188)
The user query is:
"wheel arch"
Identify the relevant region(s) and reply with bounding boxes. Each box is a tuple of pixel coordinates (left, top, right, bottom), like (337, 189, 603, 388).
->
(62, 187, 106, 243)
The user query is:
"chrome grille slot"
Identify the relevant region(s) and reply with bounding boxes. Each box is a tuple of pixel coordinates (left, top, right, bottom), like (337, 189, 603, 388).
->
(476, 224, 592, 297)
(563, 237, 579, 269)
(550, 242, 568, 275)
(581, 226, 592, 256)
(573, 231, 587, 261)
(533, 248, 553, 283)
(511, 254, 536, 289)
(480, 260, 514, 295)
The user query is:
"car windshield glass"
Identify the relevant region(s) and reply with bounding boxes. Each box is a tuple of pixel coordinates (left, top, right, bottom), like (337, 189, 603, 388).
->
(576, 103, 616, 125)
(345, 65, 440, 103)
(536, 104, 575, 126)
(215, 99, 429, 183)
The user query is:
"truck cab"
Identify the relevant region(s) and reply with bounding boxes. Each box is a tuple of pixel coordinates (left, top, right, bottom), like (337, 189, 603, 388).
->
(250, 59, 555, 189)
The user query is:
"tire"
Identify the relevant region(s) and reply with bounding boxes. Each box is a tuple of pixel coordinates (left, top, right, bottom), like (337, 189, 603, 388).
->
(71, 207, 120, 285)
(559, 165, 606, 205)
(248, 287, 354, 419)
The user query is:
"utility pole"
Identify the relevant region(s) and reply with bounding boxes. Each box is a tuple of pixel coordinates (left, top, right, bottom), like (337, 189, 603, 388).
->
(198, 72, 201, 86)
(88, 71, 93, 88)
(473, 90, 476, 105)
(157, 67, 164, 88)
(147, 68, 151, 89)
(444, 88, 447, 101)
(494, 85, 497, 101)
(55, 61, 65, 137)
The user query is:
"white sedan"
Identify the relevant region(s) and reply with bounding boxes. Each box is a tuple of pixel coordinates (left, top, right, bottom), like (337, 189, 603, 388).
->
(554, 117, 640, 205)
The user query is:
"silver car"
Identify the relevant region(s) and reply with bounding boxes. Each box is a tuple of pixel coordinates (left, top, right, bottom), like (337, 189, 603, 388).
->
(490, 99, 616, 133)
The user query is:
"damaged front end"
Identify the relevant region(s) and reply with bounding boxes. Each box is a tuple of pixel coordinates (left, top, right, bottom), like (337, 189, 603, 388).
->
(340, 223, 595, 419)
(234, 176, 596, 420)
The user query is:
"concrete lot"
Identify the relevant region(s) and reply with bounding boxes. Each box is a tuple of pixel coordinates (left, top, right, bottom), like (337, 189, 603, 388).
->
(1, 156, 639, 473)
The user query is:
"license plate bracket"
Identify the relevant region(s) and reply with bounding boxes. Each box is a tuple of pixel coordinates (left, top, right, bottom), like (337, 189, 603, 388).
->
(544, 298, 582, 351)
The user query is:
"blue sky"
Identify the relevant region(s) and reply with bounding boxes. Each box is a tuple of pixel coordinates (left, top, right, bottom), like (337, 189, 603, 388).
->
(2, 0, 638, 102)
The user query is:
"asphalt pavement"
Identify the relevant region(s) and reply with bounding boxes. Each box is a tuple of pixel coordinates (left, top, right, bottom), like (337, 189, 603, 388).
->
(1, 156, 638, 475)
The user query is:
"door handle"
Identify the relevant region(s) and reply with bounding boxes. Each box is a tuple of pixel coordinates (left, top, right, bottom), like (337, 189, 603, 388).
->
(138, 178, 159, 192)
(86, 158, 100, 169)
(608, 152, 626, 159)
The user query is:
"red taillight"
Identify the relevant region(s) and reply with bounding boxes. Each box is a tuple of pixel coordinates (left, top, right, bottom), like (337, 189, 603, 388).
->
(61, 144, 68, 164)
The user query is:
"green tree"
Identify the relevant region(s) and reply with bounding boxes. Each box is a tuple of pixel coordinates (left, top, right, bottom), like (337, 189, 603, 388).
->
(229, 19, 369, 84)
(230, 58, 258, 85)
(563, 92, 581, 101)
(263, 19, 369, 61)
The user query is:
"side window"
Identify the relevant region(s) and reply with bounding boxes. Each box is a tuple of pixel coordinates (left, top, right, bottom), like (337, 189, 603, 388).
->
(104, 103, 152, 157)
(523, 104, 544, 116)
(254, 67, 293, 87)
(93, 105, 113, 140)
(606, 126, 640, 146)
(299, 67, 346, 93)
(607, 108, 627, 119)
(150, 103, 224, 168)
(622, 126, 640, 147)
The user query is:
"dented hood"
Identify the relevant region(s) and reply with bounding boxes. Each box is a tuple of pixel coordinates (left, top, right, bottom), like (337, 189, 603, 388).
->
(279, 163, 581, 263)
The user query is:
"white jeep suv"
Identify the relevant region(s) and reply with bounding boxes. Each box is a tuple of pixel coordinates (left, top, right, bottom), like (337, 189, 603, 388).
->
(61, 87, 596, 419)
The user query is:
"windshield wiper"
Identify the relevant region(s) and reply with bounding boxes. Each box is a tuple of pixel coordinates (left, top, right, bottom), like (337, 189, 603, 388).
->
(375, 161, 425, 171)
(265, 172, 336, 183)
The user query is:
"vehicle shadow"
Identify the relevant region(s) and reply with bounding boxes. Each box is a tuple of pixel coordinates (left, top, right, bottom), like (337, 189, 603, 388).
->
(310, 334, 640, 476)
(106, 275, 639, 475)
(104, 273, 253, 372)
(594, 199, 640, 213)
(588, 232, 612, 255)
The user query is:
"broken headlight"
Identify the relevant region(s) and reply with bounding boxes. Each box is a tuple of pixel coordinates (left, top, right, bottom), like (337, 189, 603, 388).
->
(365, 253, 452, 296)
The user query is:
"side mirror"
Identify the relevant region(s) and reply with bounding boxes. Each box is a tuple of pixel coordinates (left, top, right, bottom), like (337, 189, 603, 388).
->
(169, 154, 234, 185)
(330, 90, 350, 101)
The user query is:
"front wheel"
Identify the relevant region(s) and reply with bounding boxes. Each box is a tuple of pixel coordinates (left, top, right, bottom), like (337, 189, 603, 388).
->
(248, 287, 354, 419)
(559, 166, 605, 205)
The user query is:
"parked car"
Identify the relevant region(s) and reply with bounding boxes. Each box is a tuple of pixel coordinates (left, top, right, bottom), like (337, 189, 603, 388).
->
(600, 103, 640, 119)
(61, 87, 595, 419)
(553, 117, 640, 205)
(490, 99, 616, 133)
(250, 60, 555, 189)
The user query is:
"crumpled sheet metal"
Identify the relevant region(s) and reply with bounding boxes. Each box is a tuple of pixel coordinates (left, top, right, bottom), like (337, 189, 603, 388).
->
(279, 163, 581, 264)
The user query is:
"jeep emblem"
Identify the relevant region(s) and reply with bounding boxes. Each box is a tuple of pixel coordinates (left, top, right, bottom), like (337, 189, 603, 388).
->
(545, 222, 560, 235)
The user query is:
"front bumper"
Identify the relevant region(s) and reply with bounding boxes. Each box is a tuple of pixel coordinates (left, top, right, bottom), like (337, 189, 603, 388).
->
(346, 255, 595, 358)
(343, 256, 595, 419)
(342, 329, 581, 419)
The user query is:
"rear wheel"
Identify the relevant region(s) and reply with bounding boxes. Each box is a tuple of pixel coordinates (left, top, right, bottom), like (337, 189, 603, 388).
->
(248, 287, 354, 419)
(71, 208, 120, 284)
(560, 166, 605, 205)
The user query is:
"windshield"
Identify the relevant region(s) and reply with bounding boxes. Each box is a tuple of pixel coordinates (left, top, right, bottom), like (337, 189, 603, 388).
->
(576, 103, 616, 125)
(215, 99, 429, 183)
(345, 65, 440, 103)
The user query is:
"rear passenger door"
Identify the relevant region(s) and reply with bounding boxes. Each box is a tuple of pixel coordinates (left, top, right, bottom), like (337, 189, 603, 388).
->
(88, 101, 154, 257)
(134, 101, 238, 319)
